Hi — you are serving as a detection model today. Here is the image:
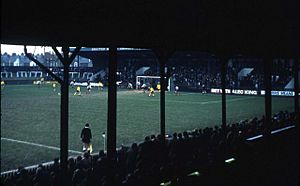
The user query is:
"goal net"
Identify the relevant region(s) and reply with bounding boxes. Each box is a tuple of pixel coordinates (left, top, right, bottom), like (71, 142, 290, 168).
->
(136, 75, 171, 91)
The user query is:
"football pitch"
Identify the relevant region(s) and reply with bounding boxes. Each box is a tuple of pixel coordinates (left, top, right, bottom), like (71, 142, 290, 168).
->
(0, 84, 294, 172)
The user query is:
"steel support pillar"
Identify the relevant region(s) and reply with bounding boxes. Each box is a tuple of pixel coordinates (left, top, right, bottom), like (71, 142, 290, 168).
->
(107, 46, 117, 185)
(263, 58, 272, 138)
(159, 58, 166, 140)
(60, 62, 69, 177)
(221, 58, 227, 128)
(155, 49, 173, 141)
(294, 59, 299, 114)
(25, 46, 81, 185)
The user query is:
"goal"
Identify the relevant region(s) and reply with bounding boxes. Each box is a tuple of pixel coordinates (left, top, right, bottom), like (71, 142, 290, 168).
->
(136, 75, 171, 91)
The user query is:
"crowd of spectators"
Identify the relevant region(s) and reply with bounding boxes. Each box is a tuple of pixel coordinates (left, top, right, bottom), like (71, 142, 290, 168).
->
(1, 52, 295, 90)
(1, 110, 298, 186)
(171, 66, 222, 89)
(170, 59, 294, 91)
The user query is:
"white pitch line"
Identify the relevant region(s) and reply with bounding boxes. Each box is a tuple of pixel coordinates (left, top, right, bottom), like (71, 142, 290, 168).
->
(200, 97, 255, 105)
(1, 137, 82, 154)
(176, 92, 203, 96)
(166, 97, 253, 105)
(123, 96, 254, 105)
(168, 97, 255, 105)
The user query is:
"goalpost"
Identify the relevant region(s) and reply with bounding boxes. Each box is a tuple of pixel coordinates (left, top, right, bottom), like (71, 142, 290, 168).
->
(136, 75, 171, 91)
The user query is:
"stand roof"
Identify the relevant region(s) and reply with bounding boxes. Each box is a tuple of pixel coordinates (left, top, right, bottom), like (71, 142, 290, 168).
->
(2, 0, 299, 56)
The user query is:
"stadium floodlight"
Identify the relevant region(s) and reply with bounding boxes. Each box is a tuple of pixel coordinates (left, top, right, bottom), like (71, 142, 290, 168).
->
(136, 75, 171, 91)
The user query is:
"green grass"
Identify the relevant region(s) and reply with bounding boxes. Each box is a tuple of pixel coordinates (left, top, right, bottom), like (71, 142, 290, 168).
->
(1, 84, 294, 172)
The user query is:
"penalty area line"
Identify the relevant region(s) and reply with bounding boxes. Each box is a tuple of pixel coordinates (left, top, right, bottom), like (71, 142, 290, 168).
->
(1, 137, 82, 154)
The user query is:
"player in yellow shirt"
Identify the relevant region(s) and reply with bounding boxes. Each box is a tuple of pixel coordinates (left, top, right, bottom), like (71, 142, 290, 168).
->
(74, 86, 81, 96)
(148, 87, 155, 97)
(1, 81, 5, 90)
(156, 83, 161, 92)
(98, 81, 104, 91)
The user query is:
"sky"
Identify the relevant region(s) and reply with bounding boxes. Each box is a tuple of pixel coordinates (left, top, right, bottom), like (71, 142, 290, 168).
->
(0, 45, 141, 55)
(1, 44, 57, 55)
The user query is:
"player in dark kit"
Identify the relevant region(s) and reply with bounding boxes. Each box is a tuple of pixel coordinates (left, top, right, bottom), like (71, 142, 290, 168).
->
(81, 123, 92, 152)
(86, 80, 92, 94)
